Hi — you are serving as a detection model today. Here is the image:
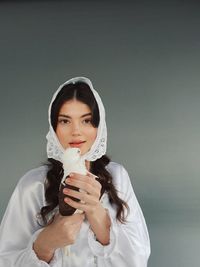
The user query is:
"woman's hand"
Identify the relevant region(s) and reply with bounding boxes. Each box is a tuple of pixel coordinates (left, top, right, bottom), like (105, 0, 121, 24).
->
(33, 212, 85, 263)
(63, 172, 102, 216)
(63, 172, 111, 245)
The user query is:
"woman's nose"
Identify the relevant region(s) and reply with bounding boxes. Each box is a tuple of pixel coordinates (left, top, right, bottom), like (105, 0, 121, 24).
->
(71, 123, 81, 135)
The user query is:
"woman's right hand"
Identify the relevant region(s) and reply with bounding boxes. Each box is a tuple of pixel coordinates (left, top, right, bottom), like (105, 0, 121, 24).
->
(33, 212, 85, 262)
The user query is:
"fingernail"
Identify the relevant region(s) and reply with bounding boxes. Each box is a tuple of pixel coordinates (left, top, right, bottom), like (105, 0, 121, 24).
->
(69, 173, 74, 177)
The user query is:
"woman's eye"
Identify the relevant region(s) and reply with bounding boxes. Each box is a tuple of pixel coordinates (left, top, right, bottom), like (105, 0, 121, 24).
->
(58, 119, 70, 124)
(83, 119, 92, 124)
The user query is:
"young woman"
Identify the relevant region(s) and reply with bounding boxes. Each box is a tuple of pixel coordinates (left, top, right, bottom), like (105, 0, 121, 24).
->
(0, 77, 150, 267)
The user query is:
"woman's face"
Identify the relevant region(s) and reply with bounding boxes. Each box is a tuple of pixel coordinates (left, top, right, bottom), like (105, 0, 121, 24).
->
(55, 99, 98, 156)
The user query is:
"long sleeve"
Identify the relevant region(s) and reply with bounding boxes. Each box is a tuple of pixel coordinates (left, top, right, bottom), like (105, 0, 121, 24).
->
(87, 163, 151, 267)
(0, 167, 62, 267)
(0, 163, 150, 267)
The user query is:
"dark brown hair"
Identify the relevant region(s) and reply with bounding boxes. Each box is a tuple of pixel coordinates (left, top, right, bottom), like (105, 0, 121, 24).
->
(40, 81, 129, 225)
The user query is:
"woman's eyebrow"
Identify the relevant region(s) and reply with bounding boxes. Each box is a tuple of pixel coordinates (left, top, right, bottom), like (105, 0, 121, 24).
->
(58, 112, 92, 119)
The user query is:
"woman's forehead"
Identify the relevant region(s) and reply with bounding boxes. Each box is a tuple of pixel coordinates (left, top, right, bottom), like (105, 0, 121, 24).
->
(58, 99, 92, 116)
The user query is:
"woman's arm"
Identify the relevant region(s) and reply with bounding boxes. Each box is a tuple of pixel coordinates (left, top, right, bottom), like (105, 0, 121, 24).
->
(88, 164, 151, 267)
(0, 168, 62, 267)
(33, 212, 85, 263)
(85, 203, 111, 245)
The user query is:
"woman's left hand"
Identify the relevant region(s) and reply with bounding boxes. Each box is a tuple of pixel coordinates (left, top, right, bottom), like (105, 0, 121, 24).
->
(63, 172, 102, 216)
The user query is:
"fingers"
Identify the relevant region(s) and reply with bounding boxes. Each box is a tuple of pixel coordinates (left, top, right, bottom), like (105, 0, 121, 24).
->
(62, 172, 102, 215)
(64, 196, 101, 216)
(64, 197, 88, 212)
(63, 187, 99, 206)
(63, 187, 89, 201)
(65, 173, 101, 196)
(66, 173, 100, 189)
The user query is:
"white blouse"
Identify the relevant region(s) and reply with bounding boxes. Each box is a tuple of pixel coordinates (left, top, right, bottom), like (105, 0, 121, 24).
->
(0, 161, 150, 267)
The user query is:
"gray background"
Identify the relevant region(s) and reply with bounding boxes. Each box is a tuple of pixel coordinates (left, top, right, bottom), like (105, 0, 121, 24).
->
(0, 1, 200, 266)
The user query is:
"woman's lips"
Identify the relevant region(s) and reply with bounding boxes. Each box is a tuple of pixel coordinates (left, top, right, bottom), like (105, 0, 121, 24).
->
(69, 141, 86, 148)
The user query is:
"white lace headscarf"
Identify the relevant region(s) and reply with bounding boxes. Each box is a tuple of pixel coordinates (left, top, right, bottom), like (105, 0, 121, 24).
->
(46, 77, 107, 162)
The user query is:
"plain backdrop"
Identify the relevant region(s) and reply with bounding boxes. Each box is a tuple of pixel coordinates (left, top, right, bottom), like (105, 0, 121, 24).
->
(0, 1, 200, 266)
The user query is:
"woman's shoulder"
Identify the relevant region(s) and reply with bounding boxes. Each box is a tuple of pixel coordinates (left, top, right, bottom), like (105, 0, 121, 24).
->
(17, 165, 48, 190)
(106, 161, 135, 199)
(106, 161, 131, 185)
(106, 161, 127, 174)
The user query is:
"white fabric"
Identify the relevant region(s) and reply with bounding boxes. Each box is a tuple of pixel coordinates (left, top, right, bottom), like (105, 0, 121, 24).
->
(46, 77, 107, 162)
(0, 162, 151, 267)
